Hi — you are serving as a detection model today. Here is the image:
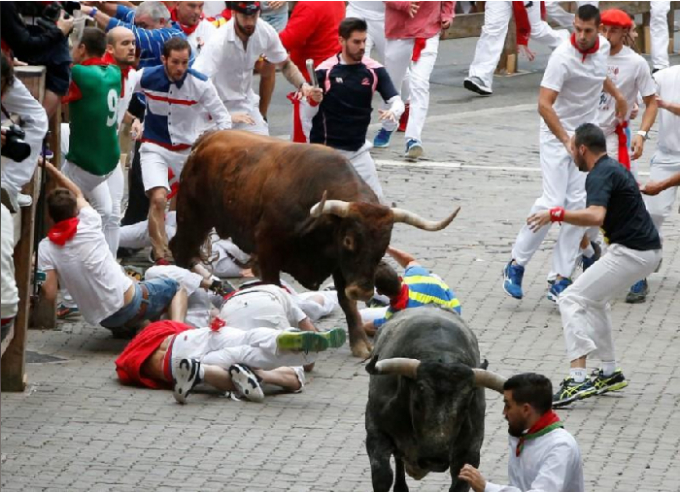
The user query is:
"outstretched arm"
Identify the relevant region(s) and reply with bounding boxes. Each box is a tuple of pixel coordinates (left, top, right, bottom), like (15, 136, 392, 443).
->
(387, 246, 420, 269)
(43, 161, 89, 211)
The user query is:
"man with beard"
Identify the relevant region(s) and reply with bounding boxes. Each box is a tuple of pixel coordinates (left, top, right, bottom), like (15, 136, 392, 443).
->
(134, 37, 232, 265)
(502, 5, 628, 303)
(194, 1, 315, 136)
(526, 124, 661, 407)
(459, 373, 584, 492)
(301, 17, 404, 203)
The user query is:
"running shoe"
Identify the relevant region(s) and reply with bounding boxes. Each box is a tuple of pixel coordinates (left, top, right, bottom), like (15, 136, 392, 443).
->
(502, 261, 524, 299)
(57, 303, 80, 320)
(547, 277, 572, 302)
(405, 139, 423, 160)
(229, 364, 265, 403)
(172, 358, 204, 404)
(373, 128, 394, 148)
(553, 377, 597, 407)
(590, 368, 628, 395)
(625, 279, 648, 304)
(398, 103, 410, 132)
(276, 328, 347, 353)
(463, 76, 492, 96)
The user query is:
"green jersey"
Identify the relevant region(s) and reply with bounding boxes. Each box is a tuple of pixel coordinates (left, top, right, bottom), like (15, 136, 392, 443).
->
(66, 62, 121, 176)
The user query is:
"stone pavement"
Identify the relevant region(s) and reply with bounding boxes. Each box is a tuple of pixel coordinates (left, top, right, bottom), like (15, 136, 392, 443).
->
(2, 42, 680, 492)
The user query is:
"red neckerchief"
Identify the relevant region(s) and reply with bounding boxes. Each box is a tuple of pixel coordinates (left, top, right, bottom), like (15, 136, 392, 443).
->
(47, 217, 79, 246)
(389, 282, 410, 311)
(516, 410, 563, 457)
(570, 32, 600, 62)
(170, 8, 203, 35)
(210, 317, 226, 332)
(512, 2, 547, 46)
(102, 52, 131, 97)
(81, 57, 109, 67)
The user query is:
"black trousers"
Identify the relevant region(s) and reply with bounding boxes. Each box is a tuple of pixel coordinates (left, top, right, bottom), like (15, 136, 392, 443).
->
(121, 96, 149, 226)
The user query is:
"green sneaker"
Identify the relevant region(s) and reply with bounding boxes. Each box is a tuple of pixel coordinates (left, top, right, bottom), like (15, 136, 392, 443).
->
(553, 377, 597, 407)
(276, 328, 347, 353)
(591, 368, 628, 395)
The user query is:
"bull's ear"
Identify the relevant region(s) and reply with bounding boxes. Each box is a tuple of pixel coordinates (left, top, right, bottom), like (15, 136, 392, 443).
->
(480, 359, 489, 370)
(365, 355, 379, 375)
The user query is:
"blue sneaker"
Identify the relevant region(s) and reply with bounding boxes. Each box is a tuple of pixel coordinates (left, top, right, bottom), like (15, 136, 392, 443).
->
(373, 128, 394, 148)
(548, 277, 572, 302)
(581, 241, 602, 272)
(405, 139, 423, 160)
(625, 279, 648, 304)
(502, 261, 524, 299)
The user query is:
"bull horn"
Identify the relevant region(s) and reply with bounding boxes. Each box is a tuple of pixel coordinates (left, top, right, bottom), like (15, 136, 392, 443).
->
(391, 206, 460, 231)
(472, 369, 506, 394)
(375, 358, 421, 379)
(310, 195, 351, 218)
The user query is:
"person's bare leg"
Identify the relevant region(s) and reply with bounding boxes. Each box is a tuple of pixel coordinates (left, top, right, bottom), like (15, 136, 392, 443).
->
(203, 365, 236, 392)
(168, 288, 188, 322)
(253, 367, 301, 392)
(148, 186, 169, 260)
(256, 60, 276, 120)
(42, 90, 61, 119)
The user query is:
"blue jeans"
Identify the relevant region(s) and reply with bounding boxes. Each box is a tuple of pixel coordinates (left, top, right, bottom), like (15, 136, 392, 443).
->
(100, 278, 179, 329)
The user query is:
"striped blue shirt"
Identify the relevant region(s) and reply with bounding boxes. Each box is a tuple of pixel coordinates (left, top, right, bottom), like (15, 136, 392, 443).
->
(106, 5, 188, 69)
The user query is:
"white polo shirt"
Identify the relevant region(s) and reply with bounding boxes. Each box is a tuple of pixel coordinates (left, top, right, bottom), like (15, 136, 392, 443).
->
(1, 204, 18, 320)
(117, 68, 140, 128)
(653, 65, 680, 162)
(598, 46, 656, 136)
(193, 18, 288, 108)
(540, 35, 610, 135)
(485, 428, 585, 492)
(38, 207, 133, 325)
(186, 19, 218, 57)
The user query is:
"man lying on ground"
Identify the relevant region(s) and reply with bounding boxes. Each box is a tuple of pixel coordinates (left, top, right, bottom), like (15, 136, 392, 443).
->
(115, 319, 346, 403)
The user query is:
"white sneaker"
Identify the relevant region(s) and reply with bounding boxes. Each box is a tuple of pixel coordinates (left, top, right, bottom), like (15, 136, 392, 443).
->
(229, 364, 265, 402)
(17, 193, 32, 208)
(172, 358, 204, 404)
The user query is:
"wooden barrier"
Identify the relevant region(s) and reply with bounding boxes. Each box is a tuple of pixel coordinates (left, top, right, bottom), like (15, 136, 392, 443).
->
(1, 67, 46, 391)
(442, 1, 678, 76)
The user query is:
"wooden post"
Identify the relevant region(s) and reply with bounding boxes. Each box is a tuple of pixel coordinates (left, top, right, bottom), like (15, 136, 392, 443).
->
(1, 67, 46, 391)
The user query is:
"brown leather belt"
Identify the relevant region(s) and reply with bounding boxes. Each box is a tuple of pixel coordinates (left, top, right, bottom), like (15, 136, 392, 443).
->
(124, 284, 150, 328)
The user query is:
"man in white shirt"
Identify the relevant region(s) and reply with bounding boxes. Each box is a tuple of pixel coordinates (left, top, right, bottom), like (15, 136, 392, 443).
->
(1, 202, 18, 341)
(171, 1, 217, 56)
(459, 373, 584, 492)
(650, 1, 671, 72)
(194, 1, 315, 136)
(627, 65, 680, 303)
(37, 161, 188, 337)
(134, 36, 232, 265)
(502, 5, 627, 302)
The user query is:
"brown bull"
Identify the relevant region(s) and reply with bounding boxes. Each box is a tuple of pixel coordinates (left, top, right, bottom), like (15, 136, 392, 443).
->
(170, 130, 459, 358)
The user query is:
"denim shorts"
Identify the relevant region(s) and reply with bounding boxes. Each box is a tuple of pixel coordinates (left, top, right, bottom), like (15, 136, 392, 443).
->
(100, 278, 179, 329)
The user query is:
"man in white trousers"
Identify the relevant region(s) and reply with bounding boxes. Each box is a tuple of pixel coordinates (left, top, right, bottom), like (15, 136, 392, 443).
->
(302, 18, 404, 203)
(465, 1, 568, 96)
(526, 124, 661, 407)
(627, 64, 680, 303)
(345, 1, 387, 61)
(373, 1, 454, 160)
(650, 1, 672, 72)
(502, 5, 627, 302)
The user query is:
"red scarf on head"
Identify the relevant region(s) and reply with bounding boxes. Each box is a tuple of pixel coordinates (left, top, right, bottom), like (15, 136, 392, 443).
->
(101, 52, 132, 97)
(170, 8, 203, 35)
(389, 282, 410, 311)
(516, 410, 563, 457)
(48, 217, 79, 246)
(614, 121, 630, 170)
(570, 32, 600, 62)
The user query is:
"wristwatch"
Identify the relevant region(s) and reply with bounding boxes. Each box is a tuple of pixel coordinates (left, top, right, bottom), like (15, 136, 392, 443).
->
(89, 7, 98, 18)
(637, 130, 649, 141)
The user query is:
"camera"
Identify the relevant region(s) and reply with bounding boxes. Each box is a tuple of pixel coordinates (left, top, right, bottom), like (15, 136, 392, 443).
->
(1, 124, 31, 162)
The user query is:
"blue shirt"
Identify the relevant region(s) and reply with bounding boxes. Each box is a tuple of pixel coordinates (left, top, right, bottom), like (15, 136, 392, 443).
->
(374, 265, 461, 329)
(106, 5, 188, 69)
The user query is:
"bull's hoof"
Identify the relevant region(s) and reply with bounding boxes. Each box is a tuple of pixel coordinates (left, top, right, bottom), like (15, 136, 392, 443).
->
(351, 339, 373, 359)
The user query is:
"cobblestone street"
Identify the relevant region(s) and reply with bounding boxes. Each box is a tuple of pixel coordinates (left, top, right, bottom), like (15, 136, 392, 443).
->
(2, 37, 679, 492)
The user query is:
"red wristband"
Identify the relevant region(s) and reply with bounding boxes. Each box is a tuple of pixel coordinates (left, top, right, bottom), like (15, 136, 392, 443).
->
(550, 207, 565, 222)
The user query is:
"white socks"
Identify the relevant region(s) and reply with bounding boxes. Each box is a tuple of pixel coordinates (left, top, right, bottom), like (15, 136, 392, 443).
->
(582, 243, 595, 259)
(601, 362, 617, 377)
(570, 368, 588, 383)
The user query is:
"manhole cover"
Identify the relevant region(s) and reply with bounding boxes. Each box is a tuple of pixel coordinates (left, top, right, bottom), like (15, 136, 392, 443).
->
(26, 351, 67, 364)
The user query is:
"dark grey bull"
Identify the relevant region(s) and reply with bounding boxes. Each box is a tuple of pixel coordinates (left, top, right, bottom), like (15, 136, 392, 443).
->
(365, 307, 505, 492)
